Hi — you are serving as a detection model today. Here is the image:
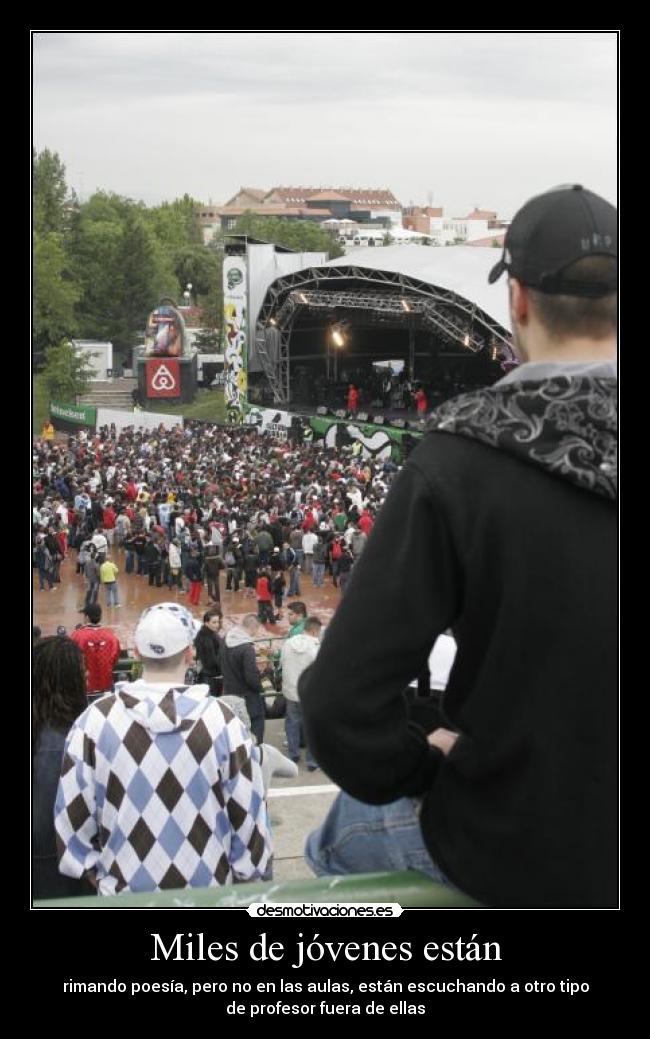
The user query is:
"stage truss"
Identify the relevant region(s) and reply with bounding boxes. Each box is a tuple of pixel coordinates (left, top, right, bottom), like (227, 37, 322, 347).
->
(254, 264, 512, 404)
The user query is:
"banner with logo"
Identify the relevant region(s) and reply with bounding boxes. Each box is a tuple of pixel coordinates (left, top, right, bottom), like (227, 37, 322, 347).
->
(146, 358, 181, 397)
(144, 303, 185, 357)
(222, 256, 248, 421)
(50, 400, 97, 431)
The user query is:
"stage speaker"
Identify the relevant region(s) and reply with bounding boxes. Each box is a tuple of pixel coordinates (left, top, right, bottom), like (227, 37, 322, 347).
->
(334, 409, 348, 419)
(372, 414, 385, 425)
(356, 411, 369, 422)
(316, 406, 328, 416)
(391, 418, 408, 429)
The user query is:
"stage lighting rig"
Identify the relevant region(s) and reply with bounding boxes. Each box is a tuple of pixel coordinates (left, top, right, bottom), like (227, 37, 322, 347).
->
(330, 319, 351, 348)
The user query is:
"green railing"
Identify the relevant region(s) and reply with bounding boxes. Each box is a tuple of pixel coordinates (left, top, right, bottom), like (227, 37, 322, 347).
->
(34, 871, 480, 908)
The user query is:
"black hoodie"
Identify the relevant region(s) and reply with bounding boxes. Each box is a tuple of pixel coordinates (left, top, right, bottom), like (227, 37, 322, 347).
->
(300, 368, 617, 908)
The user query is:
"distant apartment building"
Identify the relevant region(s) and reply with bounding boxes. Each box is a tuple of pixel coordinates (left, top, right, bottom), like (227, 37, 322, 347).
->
(197, 186, 403, 241)
(402, 205, 444, 234)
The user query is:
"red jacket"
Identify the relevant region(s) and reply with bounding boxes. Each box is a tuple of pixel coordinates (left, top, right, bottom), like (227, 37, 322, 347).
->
(256, 576, 272, 602)
(70, 625, 121, 693)
(358, 512, 374, 535)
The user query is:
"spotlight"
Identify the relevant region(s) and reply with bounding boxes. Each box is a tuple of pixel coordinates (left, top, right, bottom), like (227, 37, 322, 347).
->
(331, 328, 345, 347)
(401, 299, 411, 312)
(463, 333, 470, 348)
(330, 320, 350, 348)
(298, 293, 308, 304)
(269, 317, 277, 327)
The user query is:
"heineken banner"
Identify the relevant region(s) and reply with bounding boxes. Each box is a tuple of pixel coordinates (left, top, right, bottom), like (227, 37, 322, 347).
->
(242, 403, 418, 462)
(50, 400, 97, 432)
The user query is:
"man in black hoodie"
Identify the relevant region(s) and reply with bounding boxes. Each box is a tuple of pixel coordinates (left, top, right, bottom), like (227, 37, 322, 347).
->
(300, 185, 618, 908)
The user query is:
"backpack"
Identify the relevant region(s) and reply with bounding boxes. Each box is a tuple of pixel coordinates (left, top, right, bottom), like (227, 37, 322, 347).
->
(225, 550, 236, 567)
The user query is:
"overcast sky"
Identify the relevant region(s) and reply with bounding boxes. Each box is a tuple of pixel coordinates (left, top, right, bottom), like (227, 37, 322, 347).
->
(33, 31, 617, 219)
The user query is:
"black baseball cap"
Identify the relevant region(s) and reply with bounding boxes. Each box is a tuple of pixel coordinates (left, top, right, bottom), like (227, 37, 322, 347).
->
(488, 184, 617, 297)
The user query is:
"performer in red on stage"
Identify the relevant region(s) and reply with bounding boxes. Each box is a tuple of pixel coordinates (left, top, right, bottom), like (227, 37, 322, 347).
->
(347, 384, 359, 414)
(413, 384, 428, 418)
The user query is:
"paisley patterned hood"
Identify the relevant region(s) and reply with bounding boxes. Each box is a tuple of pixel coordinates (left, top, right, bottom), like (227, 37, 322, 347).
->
(426, 376, 617, 500)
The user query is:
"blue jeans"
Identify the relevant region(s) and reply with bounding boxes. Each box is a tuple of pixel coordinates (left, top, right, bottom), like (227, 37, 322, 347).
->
(288, 567, 301, 596)
(105, 581, 120, 606)
(38, 567, 54, 590)
(84, 580, 99, 606)
(312, 562, 325, 587)
(305, 792, 454, 884)
(285, 701, 317, 768)
(125, 550, 135, 574)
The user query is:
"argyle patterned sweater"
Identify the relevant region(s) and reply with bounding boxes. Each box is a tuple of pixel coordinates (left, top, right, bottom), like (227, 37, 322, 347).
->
(55, 681, 272, 895)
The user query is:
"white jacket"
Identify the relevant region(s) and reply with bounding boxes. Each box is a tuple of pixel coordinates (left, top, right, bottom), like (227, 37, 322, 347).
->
(281, 634, 320, 702)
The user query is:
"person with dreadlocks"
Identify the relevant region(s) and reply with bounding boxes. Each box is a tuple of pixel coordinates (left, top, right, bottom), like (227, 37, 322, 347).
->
(33, 636, 96, 900)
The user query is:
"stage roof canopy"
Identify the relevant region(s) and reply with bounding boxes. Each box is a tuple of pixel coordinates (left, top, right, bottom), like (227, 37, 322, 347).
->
(322, 245, 511, 332)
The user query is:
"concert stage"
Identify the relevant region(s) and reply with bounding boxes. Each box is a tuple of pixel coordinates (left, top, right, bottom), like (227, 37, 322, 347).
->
(248, 245, 515, 414)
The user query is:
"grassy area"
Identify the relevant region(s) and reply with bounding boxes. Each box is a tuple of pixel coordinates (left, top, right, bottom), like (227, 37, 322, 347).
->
(143, 388, 226, 423)
(33, 374, 50, 435)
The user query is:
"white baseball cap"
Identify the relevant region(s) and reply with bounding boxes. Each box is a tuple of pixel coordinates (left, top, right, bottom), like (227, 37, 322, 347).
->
(134, 602, 200, 659)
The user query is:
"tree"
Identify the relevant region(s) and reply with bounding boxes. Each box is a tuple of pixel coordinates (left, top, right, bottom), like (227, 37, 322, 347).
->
(111, 212, 172, 351)
(33, 148, 68, 235)
(70, 193, 177, 350)
(33, 148, 79, 356)
(41, 340, 94, 402)
(192, 328, 221, 352)
(172, 245, 221, 298)
(33, 233, 80, 353)
(232, 213, 345, 259)
(145, 195, 203, 250)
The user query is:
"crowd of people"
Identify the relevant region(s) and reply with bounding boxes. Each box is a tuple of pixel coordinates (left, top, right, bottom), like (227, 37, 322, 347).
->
(32, 419, 397, 900)
(32, 420, 397, 617)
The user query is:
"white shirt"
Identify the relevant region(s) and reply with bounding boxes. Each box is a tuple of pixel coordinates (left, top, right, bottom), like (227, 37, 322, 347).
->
(281, 634, 321, 702)
(302, 532, 318, 554)
(91, 532, 108, 555)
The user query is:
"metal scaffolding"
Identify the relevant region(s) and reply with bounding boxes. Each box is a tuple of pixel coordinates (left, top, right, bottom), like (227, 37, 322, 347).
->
(254, 264, 510, 404)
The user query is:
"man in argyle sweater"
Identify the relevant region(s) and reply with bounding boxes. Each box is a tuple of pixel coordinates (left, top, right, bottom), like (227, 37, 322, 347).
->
(55, 603, 273, 895)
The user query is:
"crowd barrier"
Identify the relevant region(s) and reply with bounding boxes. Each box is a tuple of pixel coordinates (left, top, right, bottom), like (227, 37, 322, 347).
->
(34, 870, 480, 908)
(96, 408, 184, 434)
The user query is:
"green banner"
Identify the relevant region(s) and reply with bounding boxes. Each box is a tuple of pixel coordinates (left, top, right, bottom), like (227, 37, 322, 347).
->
(50, 400, 97, 428)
